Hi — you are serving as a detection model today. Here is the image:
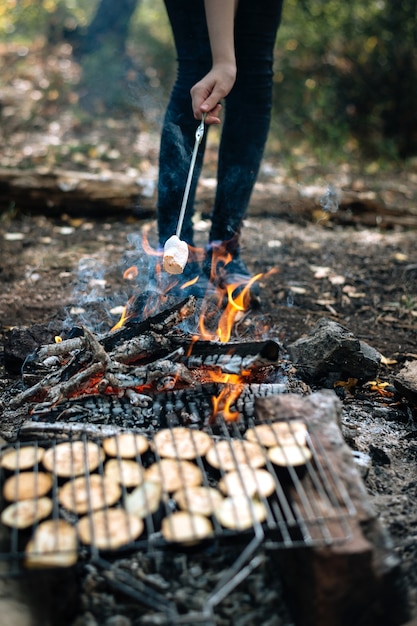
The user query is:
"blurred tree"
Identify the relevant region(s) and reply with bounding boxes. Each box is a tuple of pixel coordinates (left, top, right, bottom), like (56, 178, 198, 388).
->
(60, 0, 143, 112)
(1, 0, 416, 158)
(341, 0, 417, 157)
(63, 0, 140, 60)
(272, 0, 417, 159)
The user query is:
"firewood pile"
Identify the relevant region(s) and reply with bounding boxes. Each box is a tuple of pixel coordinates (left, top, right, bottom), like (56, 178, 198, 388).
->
(1, 294, 289, 430)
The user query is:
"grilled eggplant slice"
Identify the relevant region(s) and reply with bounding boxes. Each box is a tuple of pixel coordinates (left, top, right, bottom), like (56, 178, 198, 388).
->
(1, 497, 53, 529)
(268, 443, 312, 467)
(124, 480, 162, 518)
(218, 466, 275, 499)
(173, 486, 224, 517)
(215, 495, 267, 531)
(25, 519, 78, 568)
(245, 420, 307, 448)
(205, 440, 266, 472)
(161, 511, 213, 544)
(102, 433, 149, 459)
(3, 471, 53, 502)
(42, 440, 104, 477)
(152, 427, 212, 460)
(58, 473, 121, 514)
(0, 446, 45, 471)
(77, 508, 144, 550)
(104, 458, 144, 488)
(145, 459, 202, 493)
(268, 443, 312, 480)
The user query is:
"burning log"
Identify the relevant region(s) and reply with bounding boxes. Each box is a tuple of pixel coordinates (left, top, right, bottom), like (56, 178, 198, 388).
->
(3, 287, 284, 433)
(101, 296, 197, 351)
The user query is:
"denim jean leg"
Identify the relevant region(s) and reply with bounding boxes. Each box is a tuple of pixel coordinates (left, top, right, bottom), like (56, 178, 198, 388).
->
(209, 0, 284, 246)
(157, 0, 211, 248)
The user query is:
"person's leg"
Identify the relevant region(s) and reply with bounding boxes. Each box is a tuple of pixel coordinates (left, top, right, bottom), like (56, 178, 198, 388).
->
(157, 0, 211, 248)
(208, 0, 284, 263)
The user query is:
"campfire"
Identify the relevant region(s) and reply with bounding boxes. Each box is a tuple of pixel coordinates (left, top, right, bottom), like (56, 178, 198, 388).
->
(5, 237, 278, 420)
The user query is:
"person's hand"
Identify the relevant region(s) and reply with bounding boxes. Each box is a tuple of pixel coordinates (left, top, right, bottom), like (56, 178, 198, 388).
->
(190, 62, 237, 124)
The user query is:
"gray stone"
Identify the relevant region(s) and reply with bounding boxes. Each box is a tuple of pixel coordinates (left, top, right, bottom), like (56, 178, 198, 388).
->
(105, 616, 132, 626)
(394, 360, 417, 405)
(288, 317, 381, 385)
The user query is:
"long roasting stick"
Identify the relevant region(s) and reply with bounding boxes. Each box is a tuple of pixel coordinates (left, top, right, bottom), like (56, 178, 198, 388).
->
(163, 114, 206, 274)
(176, 114, 206, 238)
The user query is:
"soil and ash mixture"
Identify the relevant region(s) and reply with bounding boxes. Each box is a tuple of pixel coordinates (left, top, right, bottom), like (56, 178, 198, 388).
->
(0, 40, 417, 626)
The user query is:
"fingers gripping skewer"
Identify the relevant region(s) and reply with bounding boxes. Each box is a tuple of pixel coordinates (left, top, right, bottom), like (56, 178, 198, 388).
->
(163, 115, 206, 274)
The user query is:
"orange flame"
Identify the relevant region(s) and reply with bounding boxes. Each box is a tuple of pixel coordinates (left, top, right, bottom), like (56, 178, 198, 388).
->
(198, 243, 263, 343)
(209, 370, 245, 422)
(142, 230, 162, 257)
(181, 275, 199, 290)
(111, 304, 130, 331)
(112, 236, 268, 346)
(123, 266, 139, 281)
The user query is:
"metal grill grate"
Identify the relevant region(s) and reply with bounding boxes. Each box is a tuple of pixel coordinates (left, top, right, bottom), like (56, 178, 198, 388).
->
(0, 418, 356, 622)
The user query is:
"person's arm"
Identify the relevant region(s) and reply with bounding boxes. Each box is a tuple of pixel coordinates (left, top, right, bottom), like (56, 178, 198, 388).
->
(190, 0, 238, 124)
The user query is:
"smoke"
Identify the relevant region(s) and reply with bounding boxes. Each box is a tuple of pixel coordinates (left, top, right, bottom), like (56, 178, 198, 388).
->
(320, 185, 339, 213)
(64, 256, 132, 336)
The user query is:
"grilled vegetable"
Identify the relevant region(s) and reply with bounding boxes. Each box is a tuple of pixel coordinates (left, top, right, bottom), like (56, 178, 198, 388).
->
(3, 471, 53, 502)
(205, 440, 266, 472)
(0, 446, 45, 471)
(124, 480, 162, 518)
(25, 519, 78, 568)
(218, 466, 275, 499)
(58, 473, 121, 514)
(161, 511, 213, 544)
(267, 444, 312, 478)
(173, 486, 223, 517)
(245, 420, 307, 448)
(145, 459, 202, 493)
(77, 508, 144, 550)
(215, 495, 267, 531)
(42, 440, 104, 477)
(152, 427, 212, 460)
(104, 458, 144, 488)
(102, 433, 149, 459)
(1, 497, 53, 529)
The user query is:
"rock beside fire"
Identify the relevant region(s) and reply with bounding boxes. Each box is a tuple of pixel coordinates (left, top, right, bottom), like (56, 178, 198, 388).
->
(394, 360, 417, 405)
(4, 322, 62, 375)
(288, 317, 381, 385)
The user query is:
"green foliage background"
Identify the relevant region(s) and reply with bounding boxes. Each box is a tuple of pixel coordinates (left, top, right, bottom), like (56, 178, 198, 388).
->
(1, 0, 417, 161)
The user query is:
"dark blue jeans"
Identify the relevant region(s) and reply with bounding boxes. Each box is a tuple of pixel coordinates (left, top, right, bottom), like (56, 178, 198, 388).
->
(158, 0, 284, 252)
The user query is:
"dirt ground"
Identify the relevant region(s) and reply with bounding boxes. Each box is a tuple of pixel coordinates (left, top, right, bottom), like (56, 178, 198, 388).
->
(0, 40, 417, 624)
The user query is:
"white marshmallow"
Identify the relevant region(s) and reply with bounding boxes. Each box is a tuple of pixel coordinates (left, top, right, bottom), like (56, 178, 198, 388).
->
(163, 235, 189, 274)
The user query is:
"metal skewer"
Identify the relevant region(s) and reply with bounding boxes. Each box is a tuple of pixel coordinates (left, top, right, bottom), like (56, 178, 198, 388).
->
(175, 113, 206, 239)
(162, 114, 206, 274)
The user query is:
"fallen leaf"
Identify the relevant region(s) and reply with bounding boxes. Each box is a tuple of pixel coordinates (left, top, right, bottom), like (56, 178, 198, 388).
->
(380, 355, 398, 366)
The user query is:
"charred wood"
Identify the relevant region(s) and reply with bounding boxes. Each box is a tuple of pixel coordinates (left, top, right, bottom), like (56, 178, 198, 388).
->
(100, 296, 196, 352)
